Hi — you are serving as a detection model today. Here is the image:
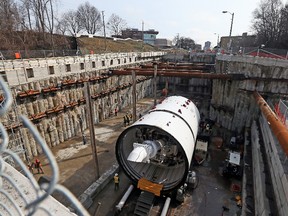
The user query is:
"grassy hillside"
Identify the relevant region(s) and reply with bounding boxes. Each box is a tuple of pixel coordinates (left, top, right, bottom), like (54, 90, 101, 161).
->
(77, 36, 159, 54)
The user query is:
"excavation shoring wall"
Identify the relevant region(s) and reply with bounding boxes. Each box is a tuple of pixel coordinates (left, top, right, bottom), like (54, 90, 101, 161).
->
(215, 54, 288, 216)
(251, 117, 288, 216)
(0, 51, 165, 160)
(213, 55, 288, 133)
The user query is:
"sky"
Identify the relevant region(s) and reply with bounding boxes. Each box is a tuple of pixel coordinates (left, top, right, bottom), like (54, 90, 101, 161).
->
(59, 0, 287, 48)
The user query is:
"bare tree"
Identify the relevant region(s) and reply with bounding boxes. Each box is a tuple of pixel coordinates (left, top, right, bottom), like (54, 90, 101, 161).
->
(17, 0, 33, 30)
(252, 0, 283, 47)
(60, 10, 82, 36)
(0, 0, 19, 31)
(77, 2, 102, 35)
(20, 0, 34, 30)
(107, 13, 127, 36)
(279, 4, 288, 48)
(55, 17, 67, 35)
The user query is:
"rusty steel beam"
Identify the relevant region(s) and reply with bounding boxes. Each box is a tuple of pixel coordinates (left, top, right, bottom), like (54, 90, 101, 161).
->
(140, 64, 210, 70)
(111, 69, 245, 80)
(124, 68, 206, 73)
(253, 91, 288, 156)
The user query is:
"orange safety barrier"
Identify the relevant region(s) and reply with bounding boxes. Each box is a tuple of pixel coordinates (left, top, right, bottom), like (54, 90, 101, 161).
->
(15, 52, 21, 59)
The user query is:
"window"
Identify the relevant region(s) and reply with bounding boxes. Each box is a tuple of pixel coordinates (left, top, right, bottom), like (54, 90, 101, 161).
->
(92, 61, 96, 68)
(80, 63, 84, 70)
(26, 68, 34, 78)
(118, 59, 120, 64)
(0, 71, 7, 82)
(124, 58, 127, 63)
(102, 61, 105, 66)
(66, 64, 71, 72)
(110, 59, 113, 65)
(129, 58, 132, 62)
(49, 66, 55, 75)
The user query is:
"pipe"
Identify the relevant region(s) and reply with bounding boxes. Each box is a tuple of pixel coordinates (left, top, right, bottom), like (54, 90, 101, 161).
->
(253, 91, 288, 156)
(111, 69, 246, 80)
(141, 65, 209, 70)
(115, 184, 134, 211)
(160, 197, 171, 216)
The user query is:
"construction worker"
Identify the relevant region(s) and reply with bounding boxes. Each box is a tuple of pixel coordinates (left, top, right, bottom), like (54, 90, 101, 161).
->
(27, 162, 34, 174)
(114, 173, 120, 191)
(35, 158, 44, 174)
(123, 113, 130, 126)
(123, 115, 127, 126)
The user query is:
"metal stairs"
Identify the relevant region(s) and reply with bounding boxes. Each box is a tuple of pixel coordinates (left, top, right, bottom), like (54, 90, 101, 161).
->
(134, 191, 155, 216)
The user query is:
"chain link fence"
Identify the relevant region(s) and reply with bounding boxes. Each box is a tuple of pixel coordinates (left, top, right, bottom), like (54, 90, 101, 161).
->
(0, 50, 82, 60)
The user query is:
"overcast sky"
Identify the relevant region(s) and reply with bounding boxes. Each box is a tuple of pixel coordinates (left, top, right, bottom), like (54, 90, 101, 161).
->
(59, 0, 287, 48)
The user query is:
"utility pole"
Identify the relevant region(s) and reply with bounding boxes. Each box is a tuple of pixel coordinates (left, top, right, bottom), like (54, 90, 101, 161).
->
(84, 82, 100, 180)
(142, 21, 144, 50)
(153, 63, 157, 106)
(132, 71, 137, 122)
(222, 11, 234, 53)
(102, 11, 107, 52)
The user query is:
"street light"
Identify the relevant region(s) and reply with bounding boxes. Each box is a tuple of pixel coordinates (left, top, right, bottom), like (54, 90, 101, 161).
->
(222, 11, 234, 52)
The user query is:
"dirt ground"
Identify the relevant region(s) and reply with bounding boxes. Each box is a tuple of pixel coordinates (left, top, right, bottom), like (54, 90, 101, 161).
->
(31, 97, 155, 208)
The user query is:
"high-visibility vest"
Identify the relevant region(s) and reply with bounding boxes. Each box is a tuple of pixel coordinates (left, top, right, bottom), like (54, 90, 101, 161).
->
(114, 176, 119, 183)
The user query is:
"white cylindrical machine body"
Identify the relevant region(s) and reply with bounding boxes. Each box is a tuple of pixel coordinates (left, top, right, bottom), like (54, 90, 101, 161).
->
(115, 96, 200, 193)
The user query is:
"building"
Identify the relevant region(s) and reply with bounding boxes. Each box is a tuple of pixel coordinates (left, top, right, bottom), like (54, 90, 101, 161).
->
(220, 32, 257, 53)
(155, 39, 172, 48)
(121, 28, 159, 45)
(203, 41, 211, 51)
(194, 44, 202, 51)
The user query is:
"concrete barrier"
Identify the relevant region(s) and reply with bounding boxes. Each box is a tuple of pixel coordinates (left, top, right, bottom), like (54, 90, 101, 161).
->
(77, 163, 119, 209)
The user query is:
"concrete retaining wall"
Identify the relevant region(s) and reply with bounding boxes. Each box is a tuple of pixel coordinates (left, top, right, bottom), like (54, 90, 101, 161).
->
(251, 117, 288, 216)
(251, 121, 272, 215)
(215, 54, 288, 215)
(258, 116, 288, 216)
(0, 51, 165, 86)
(210, 54, 288, 133)
(0, 51, 164, 160)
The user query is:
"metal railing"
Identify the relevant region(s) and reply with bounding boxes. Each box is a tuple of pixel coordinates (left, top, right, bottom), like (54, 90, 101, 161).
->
(0, 50, 82, 60)
(0, 76, 89, 215)
(242, 47, 288, 60)
(275, 99, 288, 128)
